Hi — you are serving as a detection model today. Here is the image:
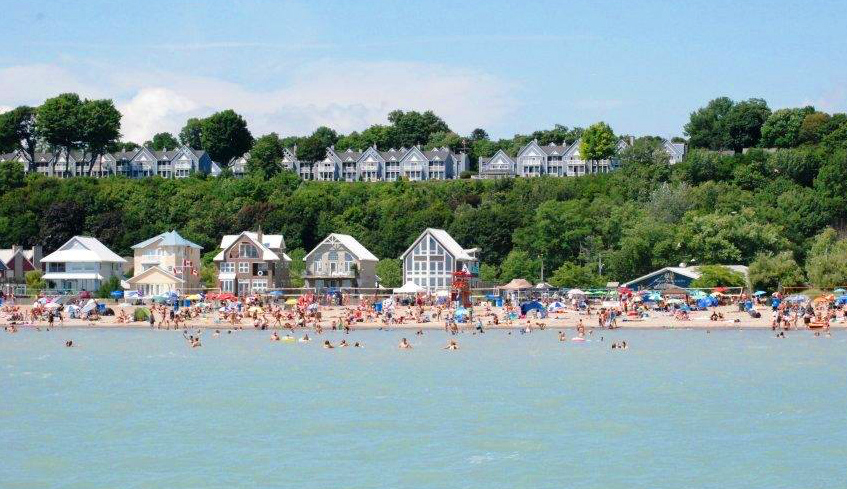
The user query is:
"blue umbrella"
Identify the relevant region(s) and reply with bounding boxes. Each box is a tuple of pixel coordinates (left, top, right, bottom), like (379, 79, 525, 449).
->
(753, 291, 767, 296)
(110, 290, 124, 299)
(268, 291, 284, 297)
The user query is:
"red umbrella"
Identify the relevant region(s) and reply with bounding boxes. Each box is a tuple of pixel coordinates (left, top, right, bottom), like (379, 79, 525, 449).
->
(79, 290, 92, 299)
(713, 287, 729, 293)
(217, 293, 236, 301)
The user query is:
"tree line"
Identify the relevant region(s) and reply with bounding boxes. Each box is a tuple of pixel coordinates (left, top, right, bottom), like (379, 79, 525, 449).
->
(2, 95, 847, 290)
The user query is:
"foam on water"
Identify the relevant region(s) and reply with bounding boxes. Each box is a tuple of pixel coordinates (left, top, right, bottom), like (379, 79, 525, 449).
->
(1, 328, 846, 488)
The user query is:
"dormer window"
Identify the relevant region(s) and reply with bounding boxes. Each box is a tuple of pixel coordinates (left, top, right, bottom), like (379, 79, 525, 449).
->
(239, 243, 258, 258)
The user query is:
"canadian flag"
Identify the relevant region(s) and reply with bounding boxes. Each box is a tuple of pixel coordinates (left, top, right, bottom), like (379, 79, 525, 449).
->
(191, 268, 198, 277)
(183, 259, 193, 267)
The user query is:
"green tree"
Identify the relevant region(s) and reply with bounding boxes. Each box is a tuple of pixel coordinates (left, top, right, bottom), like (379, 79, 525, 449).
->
(96, 275, 122, 299)
(798, 111, 832, 145)
(36, 93, 84, 173)
(479, 263, 499, 283)
(724, 98, 771, 152)
(386, 110, 450, 148)
(689, 265, 747, 288)
(805, 228, 847, 288)
(79, 98, 122, 175)
(288, 248, 306, 287)
(248, 133, 285, 177)
(579, 122, 617, 160)
(201, 110, 253, 166)
(147, 132, 180, 151)
(179, 117, 204, 148)
(295, 135, 327, 170)
(548, 262, 604, 288)
(748, 252, 805, 291)
(375, 258, 402, 288)
(0, 106, 38, 172)
(676, 210, 790, 264)
(684, 96, 734, 150)
(498, 250, 541, 283)
(760, 107, 815, 148)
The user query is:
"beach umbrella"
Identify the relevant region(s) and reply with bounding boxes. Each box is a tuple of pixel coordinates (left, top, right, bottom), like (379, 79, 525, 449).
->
(666, 298, 684, 305)
(753, 290, 767, 296)
(185, 294, 202, 301)
(691, 290, 707, 299)
(268, 291, 284, 297)
(785, 294, 809, 303)
(44, 302, 62, 309)
(834, 288, 846, 294)
(110, 290, 124, 299)
(567, 289, 586, 297)
(284, 298, 297, 305)
(712, 286, 728, 293)
(216, 293, 236, 301)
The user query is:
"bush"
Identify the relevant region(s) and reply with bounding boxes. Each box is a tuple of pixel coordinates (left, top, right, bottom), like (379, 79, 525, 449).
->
(133, 307, 150, 321)
(25, 270, 46, 293)
(96, 276, 122, 299)
(748, 252, 805, 291)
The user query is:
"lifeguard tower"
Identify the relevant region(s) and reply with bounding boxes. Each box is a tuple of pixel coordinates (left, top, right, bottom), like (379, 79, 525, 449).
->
(451, 269, 472, 307)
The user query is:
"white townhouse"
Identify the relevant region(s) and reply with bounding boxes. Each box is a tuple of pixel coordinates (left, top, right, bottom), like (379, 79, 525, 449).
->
(303, 145, 467, 182)
(303, 233, 379, 289)
(4, 145, 217, 179)
(478, 137, 685, 179)
(400, 228, 480, 292)
(41, 236, 126, 293)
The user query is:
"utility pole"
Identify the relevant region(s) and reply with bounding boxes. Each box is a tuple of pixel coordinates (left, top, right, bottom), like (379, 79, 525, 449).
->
(539, 254, 544, 282)
(598, 254, 604, 276)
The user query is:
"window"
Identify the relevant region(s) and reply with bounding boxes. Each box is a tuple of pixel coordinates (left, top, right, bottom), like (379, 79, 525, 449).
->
(238, 262, 249, 273)
(252, 279, 267, 293)
(220, 262, 234, 273)
(239, 244, 258, 258)
(221, 280, 234, 292)
(328, 251, 338, 261)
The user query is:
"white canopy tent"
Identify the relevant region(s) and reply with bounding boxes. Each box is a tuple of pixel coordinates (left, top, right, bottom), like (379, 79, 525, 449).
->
(394, 281, 425, 294)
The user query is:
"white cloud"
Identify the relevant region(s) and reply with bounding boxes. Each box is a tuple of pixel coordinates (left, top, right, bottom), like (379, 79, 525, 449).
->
(117, 88, 199, 142)
(0, 60, 517, 143)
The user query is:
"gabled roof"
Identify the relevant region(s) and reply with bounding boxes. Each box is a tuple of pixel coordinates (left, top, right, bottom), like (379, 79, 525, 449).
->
(132, 230, 202, 250)
(0, 248, 31, 267)
(41, 236, 126, 263)
(214, 232, 285, 262)
(422, 148, 451, 160)
(401, 228, 474, 261)
(304, 234, 378, 262)
(623, 265, 749, 287)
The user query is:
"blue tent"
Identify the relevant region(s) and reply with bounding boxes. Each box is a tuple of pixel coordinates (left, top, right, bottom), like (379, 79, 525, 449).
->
(110, 290, 124, 299)
(697, 296, 718, 308)
(836, 295, 847, 306)
(520, 301, 547, 317)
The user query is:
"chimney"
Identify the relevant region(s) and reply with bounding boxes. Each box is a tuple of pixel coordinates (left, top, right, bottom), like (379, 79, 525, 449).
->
(31, 245, 42, 271)
(256, 226, 263, 244)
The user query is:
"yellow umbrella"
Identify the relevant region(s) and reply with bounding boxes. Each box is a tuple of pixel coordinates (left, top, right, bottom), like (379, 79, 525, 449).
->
(284, 298, 298, 305)
(186, 294, 202, 301)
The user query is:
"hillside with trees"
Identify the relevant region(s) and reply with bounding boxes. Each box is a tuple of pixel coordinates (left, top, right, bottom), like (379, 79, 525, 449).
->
(2, 95, 847, 289)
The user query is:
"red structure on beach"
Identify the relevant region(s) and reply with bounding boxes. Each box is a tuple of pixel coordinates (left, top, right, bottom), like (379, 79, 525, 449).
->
(451, 269, 472, 307)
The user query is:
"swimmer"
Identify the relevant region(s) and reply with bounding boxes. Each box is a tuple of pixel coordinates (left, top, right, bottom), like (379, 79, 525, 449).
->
(354, 342, 363, 348)
(270, 331, 280, 341)
(65, 340, 73, 347)
(339, 340, 349, 348)
(398, 338, 412, 349)
(300, 334, 311, 342)
(621, 341, 628, 350)
(212, 329, 220, 338)
(444, 339, 459, 350)
(558, 331, 566, 342)
(323, 340, 334, 349)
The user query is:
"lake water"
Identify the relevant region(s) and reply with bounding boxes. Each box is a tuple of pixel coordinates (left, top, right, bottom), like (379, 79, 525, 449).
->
(2, 328, 846, 489)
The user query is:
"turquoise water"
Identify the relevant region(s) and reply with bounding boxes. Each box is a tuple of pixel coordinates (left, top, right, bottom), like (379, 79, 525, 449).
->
(2, 328, 846, 489)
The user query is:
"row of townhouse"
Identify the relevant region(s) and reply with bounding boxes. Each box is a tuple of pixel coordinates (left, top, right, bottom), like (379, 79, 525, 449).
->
(22, 227, 480, 296)
(478, 138, 686, 179)
(228, 145, 469, 181)
(0, 145, 216, 179)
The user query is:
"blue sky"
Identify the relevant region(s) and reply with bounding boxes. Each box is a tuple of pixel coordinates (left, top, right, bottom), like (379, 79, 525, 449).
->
(2, 0, 846, 142)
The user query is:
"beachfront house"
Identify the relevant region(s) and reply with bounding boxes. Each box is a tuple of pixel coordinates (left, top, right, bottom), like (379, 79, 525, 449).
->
(0, 245, 42, 281)
(213, 230, 291, 295)
(400, 228, 480, 291)
(623, 265, 750, 291)
(478, 149, 517, 179)
(127, 231, 203, 296)
(303, 234, 379, 290)
(41, 236, 126, 293)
